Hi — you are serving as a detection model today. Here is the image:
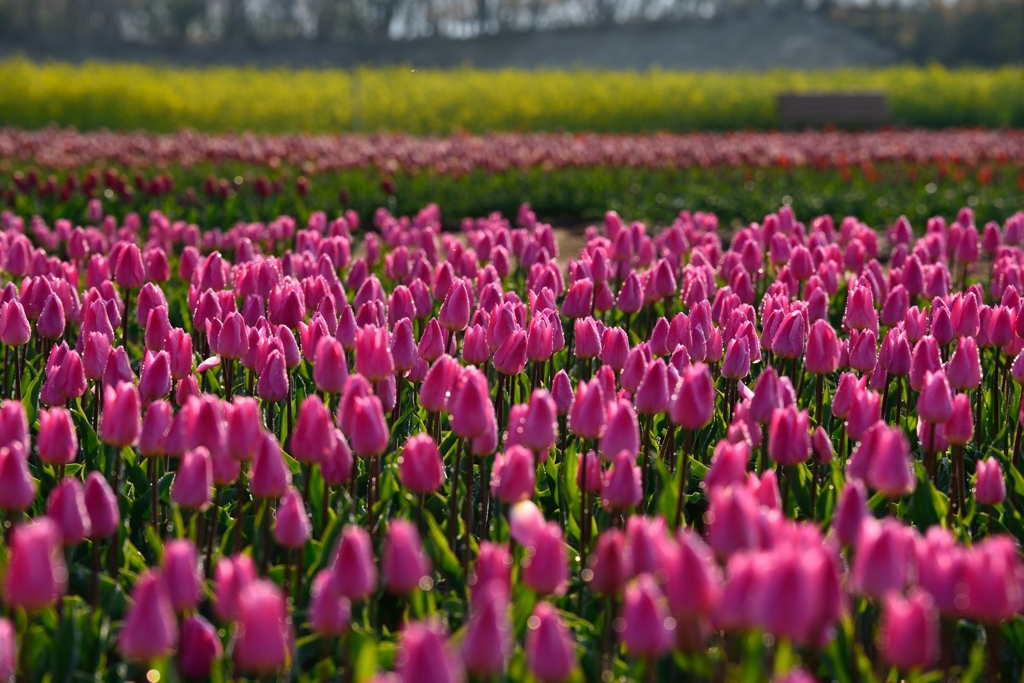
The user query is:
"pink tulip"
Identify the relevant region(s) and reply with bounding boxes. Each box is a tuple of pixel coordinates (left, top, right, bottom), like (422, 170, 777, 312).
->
(383, 520, 433, 595)
(975, 458, 1006, 506)
(400, 434, 445, 494)
(84, 471, 119, 538)
(100, 381, 141, 448)
(114, 243, 146, 289)
(706, 485, 760, 558)
(37, 407, 77, 465)
(232, 580, 294, 674)
(525, 602, 576, 683)
(703, 440, 750, 493)
(620, 574, 674, 656)
(349, 395, 390, 458)
(522, 521, 568, 596)
(670, 363, 714, 430)
(918, 370, 954, 424)
(462, 582, 512, 676)
(274, 487, 312, 549)
(448, 367, 494, 440)
(0, 301, 30, 346)
(439, 279, 470, 332)
(3, 519, 66, 611)
(0, 448, 35, 512)
(396, 620, 464, 683)
(493, 328, 528, 375)
(118, 569, 178, 662)
(163, 539, 203, 613)
(47, 477, 91, 546)
(601, 399, 639, 459)
(213, 554, 256, 622)
(37, 293, 64, 339)
(768, 407, 811, 466)
(257, 349, 289, 402)
(492, 446, 535, 504)
(877, 588, 939, 671)
(250, 433, 292, 499)
(944, 393, 974, 445)
(664, 528, 722, 621)
(290, 395, 336, 464)
(574, 317, 602, 359)
(309, 569, 352, 636)
(226, 396, 262, 462)
(602, 451, 642, 510)
(834, 479, 868, 548)
(313, 337, 348, 395)
(852, 518, 914, 599)
(178, 615, 223, 678)
(521, 390, 558, 455)
(332, 526, 377, 601)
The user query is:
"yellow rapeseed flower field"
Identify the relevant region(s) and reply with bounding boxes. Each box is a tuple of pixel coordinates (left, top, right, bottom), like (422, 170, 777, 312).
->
(0, 58, 1021, 133)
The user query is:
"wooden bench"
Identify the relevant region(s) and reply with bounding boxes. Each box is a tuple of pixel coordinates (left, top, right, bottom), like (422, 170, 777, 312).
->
(776, 92, 888, 128)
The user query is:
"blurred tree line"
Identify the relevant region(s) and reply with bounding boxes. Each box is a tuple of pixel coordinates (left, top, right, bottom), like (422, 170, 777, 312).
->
(0, 0, 1021, 64)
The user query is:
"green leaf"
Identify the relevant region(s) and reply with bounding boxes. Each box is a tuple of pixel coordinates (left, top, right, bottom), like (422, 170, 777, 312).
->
(353, 630, 379, 683)
(424, 507, 463, 583)
(958, 640, 987, 683)
(655, 454, 679, 523)
(49, 600, 82, 683)
(906, 464, 948, 530)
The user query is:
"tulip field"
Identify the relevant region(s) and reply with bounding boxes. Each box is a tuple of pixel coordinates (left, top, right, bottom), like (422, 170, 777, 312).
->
(1, 127, 1024, 683)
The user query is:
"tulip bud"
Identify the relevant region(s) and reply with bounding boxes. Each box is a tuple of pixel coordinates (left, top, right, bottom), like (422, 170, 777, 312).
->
(227, 396, 262, 462)
(461, 582, 512, 676)
(250, 433, 292, 500)
(448, 368, 494, 441)
(570, 379, 605, 440)
(619, 575, 674, 656)
(0, 448, 35, 512)
(768, 407, 811, 466)
(213, 554, 256, 622)
(257, 349, 289, 403)
(314, 337, 349, 395)
(232, 580, 294, 674)
(509, 500, 546, 548)
(522, 522, 568, 596)
(670, 363, 715, 431)
(84, 471, 120, 538)
(37, 407, 77, 465)
(400, 434, 444, 494)
(383, 520, 433, 595)
(173, 447, 213, 511)
(492, 446, 536, 504)
(349, 395, 390, 458)
(163, 539, 203, 613)
(273, 487, 312, 549)
(601, 399, 639, 460)
(309, 569, 352, 636)
(525, 602, 576, 683)
(521, 390, 558, 455)
(178, 615, 223, 679)
(290, 395, 336, 464)
(602, 451, 642, 511)
(118, 569, 178, 662)
(47, 478, 91, 545)
(100, 381, 141, 448)
(975, 458, 1006, 506)
(3, 519, 66, 611)
(332, 526, 377, 601)
(0, 618, 16, 681)
(877, 588, 939, 671)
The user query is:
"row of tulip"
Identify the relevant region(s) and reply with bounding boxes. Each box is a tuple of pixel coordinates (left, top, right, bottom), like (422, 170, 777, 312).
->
(0, 200, 1022, 682)
(3, 127, 1022, 175)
